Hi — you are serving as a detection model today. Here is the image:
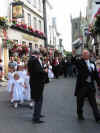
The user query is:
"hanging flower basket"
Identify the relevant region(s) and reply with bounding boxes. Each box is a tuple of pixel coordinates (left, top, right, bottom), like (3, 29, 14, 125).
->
(10, 43, 29, 57)
(0, 17, 8, 29)
(94, 8, 100, 34)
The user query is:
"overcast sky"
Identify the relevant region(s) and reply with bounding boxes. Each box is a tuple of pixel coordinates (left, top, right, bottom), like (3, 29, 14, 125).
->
(52, 0, 88, 51)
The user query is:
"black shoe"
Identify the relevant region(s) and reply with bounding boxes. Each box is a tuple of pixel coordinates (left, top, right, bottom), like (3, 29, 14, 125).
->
(32, 120, 45, 124)
(40, 115, 45, 118)
(78, 115, 85, 120)
(96, 118, 100, 123)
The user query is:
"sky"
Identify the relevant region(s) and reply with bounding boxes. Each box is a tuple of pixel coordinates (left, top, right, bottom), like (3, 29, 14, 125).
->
(52, 0, 88, 51)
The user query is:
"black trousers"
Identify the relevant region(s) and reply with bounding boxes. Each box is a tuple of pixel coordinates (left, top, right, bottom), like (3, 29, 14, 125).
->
(33, 96, 43, 121)
(77, 84, 100, 120)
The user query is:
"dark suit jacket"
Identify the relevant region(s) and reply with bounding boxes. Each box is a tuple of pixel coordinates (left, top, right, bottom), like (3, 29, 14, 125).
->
(71, 56, 100, 96)
(27, 56, 47, 100)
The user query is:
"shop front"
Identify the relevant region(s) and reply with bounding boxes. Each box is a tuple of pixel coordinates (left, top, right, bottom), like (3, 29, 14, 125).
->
(7, 28, 45, 57)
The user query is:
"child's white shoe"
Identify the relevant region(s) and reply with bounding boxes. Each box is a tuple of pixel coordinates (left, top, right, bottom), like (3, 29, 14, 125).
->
(14, 103, 18, 108)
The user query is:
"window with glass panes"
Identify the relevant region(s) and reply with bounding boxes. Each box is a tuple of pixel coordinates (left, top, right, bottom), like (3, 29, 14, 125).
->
(34, 17, 37, 29)
(39, 20, 42, 31)
(28, 13, 31, 26)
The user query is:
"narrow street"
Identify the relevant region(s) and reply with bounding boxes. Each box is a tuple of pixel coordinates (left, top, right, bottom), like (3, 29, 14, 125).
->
(0, 77, 100, 133)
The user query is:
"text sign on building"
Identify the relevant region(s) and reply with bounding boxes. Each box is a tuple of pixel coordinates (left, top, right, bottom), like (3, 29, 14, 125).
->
(12, 1, 24, 19)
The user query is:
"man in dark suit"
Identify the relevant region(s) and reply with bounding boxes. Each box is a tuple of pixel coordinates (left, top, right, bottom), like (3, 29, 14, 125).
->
(72, 49, 100, 122)
(27, 50, 46, 124)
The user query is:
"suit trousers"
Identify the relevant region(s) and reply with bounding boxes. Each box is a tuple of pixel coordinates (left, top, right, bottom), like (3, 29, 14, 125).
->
(33, 95, 43, 121)
(77, 83, 100, 120)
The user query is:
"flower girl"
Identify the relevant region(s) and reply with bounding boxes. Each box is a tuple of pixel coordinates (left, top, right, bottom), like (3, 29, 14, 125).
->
(11, 73, 25, 108)
(48, 62, 54, 81)
(8, 67, 15, 103)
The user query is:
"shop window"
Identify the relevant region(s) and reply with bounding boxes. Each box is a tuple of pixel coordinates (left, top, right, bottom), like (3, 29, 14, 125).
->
(22, 41, 26, 45)
(35, 44, 38, 48)
(13, 40, 18, 44)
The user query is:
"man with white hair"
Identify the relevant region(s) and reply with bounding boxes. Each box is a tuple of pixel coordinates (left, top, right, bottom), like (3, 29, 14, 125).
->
(27, 49, 47, 124)
(72, 49, 100, 123)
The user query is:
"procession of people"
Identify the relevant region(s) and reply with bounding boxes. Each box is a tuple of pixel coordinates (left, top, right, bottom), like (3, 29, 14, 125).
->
(0, 48, 98, 124)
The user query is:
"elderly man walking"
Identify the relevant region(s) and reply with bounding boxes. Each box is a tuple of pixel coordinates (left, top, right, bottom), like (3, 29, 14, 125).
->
(27, 50, 47, 124)
(72, 49, 100, 123)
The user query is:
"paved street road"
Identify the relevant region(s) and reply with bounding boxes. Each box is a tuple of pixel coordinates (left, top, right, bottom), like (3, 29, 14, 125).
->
(0, 78, 100, 133)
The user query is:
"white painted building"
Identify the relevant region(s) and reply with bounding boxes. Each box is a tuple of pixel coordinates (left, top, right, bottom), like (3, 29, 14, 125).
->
(0, 0, 46, 75)
(46, 0, 53, 47)
(46, 0, 63, 56)
(8, 0, 45, 49)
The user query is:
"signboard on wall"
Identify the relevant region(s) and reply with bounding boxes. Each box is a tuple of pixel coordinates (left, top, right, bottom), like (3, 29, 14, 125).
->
(23, 34, 39, 42)
(12, 1, 24, 19)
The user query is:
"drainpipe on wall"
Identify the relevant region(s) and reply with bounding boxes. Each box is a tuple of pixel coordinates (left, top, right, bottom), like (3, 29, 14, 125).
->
(43, 0, 48, 48)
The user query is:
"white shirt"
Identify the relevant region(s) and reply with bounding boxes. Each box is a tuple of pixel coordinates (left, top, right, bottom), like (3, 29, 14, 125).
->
(85, 60, 95, 71)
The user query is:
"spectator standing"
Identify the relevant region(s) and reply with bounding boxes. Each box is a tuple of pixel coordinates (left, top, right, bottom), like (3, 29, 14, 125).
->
(27, 50, 47, 124)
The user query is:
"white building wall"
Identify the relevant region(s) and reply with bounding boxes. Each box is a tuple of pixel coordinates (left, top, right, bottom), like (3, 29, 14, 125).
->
(0, 0, 9, 17)
(46, 1, 54, 46)
(8, 28, 45, 48)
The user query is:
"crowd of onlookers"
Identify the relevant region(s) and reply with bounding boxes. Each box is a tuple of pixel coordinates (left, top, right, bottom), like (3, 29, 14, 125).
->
(7, 55, 78, 83)
(1, 53, 100, 83)
(0, 55, 80, 85)
(0, 52, 100, 108)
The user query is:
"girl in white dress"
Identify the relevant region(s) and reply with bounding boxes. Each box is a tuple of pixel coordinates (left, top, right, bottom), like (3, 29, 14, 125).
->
(17, 65, 25, 79)
(24, 71, 31, 101)
(11, 73, 26, 108)
(22, 65, 33, 108)
(48, 62, 54, 80)
(8, 67, 15, 103)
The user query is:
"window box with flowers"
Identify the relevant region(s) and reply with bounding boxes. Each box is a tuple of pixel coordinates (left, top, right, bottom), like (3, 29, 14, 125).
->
(11, 21, 46, 39)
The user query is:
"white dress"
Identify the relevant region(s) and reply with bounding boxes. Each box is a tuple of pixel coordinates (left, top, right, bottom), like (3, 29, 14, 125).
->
(48, 65, 54, 79)
(12, 78, 25, 102)
(17, 71, 25, 79)
(8, 72, 14, 92)
(24, 74, 31, 101)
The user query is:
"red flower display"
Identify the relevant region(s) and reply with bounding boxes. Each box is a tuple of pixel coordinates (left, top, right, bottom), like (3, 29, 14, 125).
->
(12, 21, 45, 38)
(28, 26, 34, 32)
(21, 23, 27, 29)
(10, 43, 29, 56)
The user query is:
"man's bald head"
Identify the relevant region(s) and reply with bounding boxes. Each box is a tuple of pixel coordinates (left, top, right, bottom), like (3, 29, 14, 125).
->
(82, 49, 90, 60)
